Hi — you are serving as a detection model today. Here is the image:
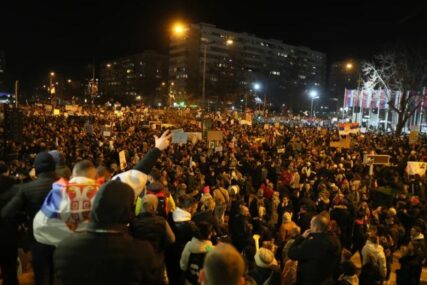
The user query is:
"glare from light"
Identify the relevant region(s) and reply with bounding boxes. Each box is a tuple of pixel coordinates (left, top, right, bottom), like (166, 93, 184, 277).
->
(253, 83, 261, 91)
(50, 72, 55, 77)
(346, 63, 353, 70)
(226, 39, 234, 46)
(67, 79, 72, 83)
(309, 90, 318, 98)
(106, 64, 112, 68)
(172, 22, 187, 36)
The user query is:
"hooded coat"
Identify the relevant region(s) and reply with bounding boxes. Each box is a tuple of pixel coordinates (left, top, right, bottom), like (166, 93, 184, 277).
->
(54, 180, 162, 285)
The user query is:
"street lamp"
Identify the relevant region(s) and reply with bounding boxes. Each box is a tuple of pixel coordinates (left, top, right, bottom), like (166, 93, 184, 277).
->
(309, 90, 319, 117)
(345, 63, 353, 70)
(67, 79, 72, 83)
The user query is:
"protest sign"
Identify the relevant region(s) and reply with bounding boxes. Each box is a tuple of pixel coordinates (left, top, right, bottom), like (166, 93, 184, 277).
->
(406, 161, 427, 176)
(172, 131, 188, 144)
(207, 131, 223, 142)
(53, 109, 60, 116)
(330, 135, 351, 149)
(187, 132, 202, 144)
(409, 130, 419, 145)
(119, 151, 127, 170)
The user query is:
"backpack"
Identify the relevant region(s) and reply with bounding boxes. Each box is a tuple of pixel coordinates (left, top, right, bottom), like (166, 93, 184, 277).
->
(185, 252, 207, 285)
(146, 190, 168, 218)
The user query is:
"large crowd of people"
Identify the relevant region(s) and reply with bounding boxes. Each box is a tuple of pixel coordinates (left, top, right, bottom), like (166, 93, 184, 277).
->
(1, 104, 427, 285)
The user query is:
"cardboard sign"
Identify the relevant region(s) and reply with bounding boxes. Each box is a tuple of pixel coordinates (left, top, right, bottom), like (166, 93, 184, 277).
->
(215, 146, 223, 152)
(409, 130, 419, 145)
(187, 132, 202, 144)
(330, 136, 351, 149)
(172, 131, 188, 144)
(277, 148, 285, 154)
(65, 105, 79, 112)
(338, 123, 360, 135)
(363, 154, 391, 165)
(53, 109, 60, 116)
(406, 161, 427, 176)
(239, 120, 252, 126)
(119, 150, 127, 170)
(103, 131, 111, 137)
(207, 131, 223, 142)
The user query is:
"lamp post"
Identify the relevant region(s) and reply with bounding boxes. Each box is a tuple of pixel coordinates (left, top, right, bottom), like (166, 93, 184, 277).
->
(309, 90, 319, 117)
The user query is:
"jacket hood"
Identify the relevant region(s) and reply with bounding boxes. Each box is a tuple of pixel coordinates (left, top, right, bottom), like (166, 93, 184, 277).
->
(187, 237, 213, 253)
(173, 207, 192, 222)
(90, 180, 134, 227)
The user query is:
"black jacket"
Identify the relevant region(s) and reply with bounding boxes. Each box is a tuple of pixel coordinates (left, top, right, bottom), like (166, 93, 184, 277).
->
(1, 172, 57, 241)
(288, 233, 341, 285)
(130, 212, 173, 254)
(0, 175, 18, 244)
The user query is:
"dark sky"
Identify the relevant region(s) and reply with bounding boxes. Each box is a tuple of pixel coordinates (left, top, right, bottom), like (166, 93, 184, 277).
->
(1, 1, 426, 92)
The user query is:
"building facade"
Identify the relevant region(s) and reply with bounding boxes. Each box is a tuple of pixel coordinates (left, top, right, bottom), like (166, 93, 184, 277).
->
(328, 60, 360, 110)
(169, 23, 326, 110)
(99, 51, 168, 105)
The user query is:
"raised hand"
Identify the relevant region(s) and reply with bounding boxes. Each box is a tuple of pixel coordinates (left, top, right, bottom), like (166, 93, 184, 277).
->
(154, 130, 172, 151)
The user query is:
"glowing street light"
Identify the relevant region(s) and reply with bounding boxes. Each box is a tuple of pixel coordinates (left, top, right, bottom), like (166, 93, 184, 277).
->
(172, 22, 187, 37)
(50, 72, 55, 77)
(67, 79, 72, 83)
(253, 82, 261, 91)
(226, 39, 234, 46)
(106, 63, 112, 68)
(346, 63, 353, 70)
(309, 90, 319, 117)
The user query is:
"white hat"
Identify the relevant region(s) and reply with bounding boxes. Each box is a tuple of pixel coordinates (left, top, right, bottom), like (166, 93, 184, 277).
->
(254, 248, 278, 268)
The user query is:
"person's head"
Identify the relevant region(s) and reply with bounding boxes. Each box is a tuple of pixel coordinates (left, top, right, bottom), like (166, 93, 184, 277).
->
(72, 160, 96, 179)
(310, 214, 329, 233)
(194, 222, 213, 241)
(90, 180, 134, 226)
(240, 205, 250, 217)
(141, 194, 159, 214)
(282, 212, 293, 223)
(289, 226, 301, 239)
(96, 165, 112, 182)
(178, 194, 198, 214)
(0, 161, 9, 176)
(34, 151, 56, 175)
(410, 226, 423, 239)
(200, 243, 245, 285)
(201, 197, 215, 212)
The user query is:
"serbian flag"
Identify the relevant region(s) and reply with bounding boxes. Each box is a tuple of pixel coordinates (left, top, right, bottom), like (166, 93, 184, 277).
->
(33, 177, 99, 246)
(379, 90, 388, 109)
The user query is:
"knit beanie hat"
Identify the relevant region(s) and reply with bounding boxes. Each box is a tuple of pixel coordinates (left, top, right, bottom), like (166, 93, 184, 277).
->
(34, 152, 56, 175)
(254, 248, 278, 268)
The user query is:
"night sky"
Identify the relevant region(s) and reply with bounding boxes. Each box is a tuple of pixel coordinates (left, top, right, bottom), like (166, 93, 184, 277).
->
(1, 1, 426, 93)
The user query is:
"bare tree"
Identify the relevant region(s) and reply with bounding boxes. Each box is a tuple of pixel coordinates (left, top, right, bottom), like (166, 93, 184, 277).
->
(362, 50, 427, 136)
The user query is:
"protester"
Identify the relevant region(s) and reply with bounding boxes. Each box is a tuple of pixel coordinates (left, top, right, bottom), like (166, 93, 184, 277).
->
(199, 243, 245, 285)
(0, 161, 19, 285)
(2, 152, 57, 285)
(54, 180, 162, 285)
(180, 222, 214, 285)
(288, 214, 341, 285)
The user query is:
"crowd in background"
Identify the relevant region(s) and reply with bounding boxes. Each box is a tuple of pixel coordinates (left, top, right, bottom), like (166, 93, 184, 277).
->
(1, 105, 427, 285)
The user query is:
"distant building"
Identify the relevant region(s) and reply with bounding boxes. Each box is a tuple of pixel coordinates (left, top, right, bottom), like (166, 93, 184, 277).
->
(99, 51, 168, 105)
(169, 23, 326, 110)
(0, 51, 5, 91)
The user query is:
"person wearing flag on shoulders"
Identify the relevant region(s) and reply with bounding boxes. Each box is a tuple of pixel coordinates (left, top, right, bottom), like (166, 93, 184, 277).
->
(33, 130, 172, 247)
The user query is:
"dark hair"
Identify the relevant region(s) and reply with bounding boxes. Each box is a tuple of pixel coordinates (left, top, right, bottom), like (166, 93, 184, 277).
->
(195, 222, 212, 240)
(178, 194, 197, 209)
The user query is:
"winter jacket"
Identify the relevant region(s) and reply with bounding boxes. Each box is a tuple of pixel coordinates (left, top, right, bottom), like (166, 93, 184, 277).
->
(396, 254, 423, 285)
(180, 237, 213, 271)
(0, 175, 18, 244)
(130, 212, 175, 255)
(288, 233, 341, 285)
(2, 171, 57, 241)
(361, 240, 387, 279)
